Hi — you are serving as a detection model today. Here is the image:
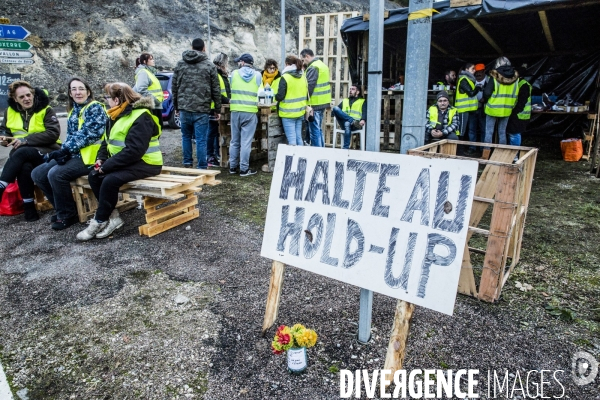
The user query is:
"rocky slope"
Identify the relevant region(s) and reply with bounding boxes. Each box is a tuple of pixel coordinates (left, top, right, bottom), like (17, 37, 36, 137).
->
(0, 0, 397, 105)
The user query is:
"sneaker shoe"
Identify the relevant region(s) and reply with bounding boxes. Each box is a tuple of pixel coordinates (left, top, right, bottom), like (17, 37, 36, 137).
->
(51, 214, 58, 223)
(76, 219, 108, 241)
(96, 209, 124, 239)
(240, 169, 257, 177)
(183, 164, 193, 169)
(23, 202, 39, 222)
(52, 215, 79, 231)
(229, 168, 238, 174)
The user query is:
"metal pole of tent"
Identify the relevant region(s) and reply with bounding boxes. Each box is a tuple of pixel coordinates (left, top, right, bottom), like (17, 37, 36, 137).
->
(207, 0, 211, 57)
(358, 0, 385, 344)
(281, 0, 286, 66)
(400, 0, 434, 153)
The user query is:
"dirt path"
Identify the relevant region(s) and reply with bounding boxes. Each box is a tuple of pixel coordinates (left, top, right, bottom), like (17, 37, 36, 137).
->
(0, 131, 598, 399)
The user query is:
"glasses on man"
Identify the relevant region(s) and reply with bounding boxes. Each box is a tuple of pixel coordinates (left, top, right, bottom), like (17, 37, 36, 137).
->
(70, 87, 87, 92)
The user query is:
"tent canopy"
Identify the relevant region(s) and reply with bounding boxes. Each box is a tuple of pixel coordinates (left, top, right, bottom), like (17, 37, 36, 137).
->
(340, 0, 600, 136)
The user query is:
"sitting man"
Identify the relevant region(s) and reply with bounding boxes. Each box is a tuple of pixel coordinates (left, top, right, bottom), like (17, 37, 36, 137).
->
(425, 90, 460, 143)
(331, 84, 366, 149)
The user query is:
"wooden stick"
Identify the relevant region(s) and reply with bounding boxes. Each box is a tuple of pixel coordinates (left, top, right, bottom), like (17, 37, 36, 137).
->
(383, 300, 415, 375)
(261, 261, 286, 336)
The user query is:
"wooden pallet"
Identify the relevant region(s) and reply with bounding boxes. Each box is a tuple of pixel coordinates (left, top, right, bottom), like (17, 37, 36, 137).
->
(71, 167, 221, 236)
(408, 140, 538, 302)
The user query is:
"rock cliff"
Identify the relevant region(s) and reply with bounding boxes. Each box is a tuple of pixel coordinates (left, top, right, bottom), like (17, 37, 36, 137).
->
(0, 0, 397, 104)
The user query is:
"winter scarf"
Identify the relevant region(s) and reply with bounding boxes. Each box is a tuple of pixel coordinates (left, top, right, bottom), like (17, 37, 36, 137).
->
(107, 101, 130, 120)
(262, 69, 279, 86)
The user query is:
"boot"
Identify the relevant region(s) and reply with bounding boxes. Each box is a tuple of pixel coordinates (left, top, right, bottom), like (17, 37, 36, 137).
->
(76, 219, 108, 241)
(23, 202, 39, 222)
(96, 209, 124, 239)
(0, 186, 4, 203)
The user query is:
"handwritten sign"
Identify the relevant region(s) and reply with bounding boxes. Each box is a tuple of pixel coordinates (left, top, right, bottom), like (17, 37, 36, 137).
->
(261, 145, 478, 315)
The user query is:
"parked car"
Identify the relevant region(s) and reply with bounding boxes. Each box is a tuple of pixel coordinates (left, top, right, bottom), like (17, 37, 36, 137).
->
(155, 72, 180, 129)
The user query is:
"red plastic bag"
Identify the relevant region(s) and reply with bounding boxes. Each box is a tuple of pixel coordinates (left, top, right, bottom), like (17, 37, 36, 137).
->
(560, 138, 583, 162)
(0, 182, 24, 216)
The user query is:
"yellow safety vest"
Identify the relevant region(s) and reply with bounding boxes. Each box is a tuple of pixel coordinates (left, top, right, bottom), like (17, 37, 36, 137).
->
(517, 79, 532, 120)
(68, 101, 106, 165)
(428, 105, 460, 136)
(107, 109, 163, 166)
(278, 74, 308, 119)
(270, 77, 281, 111)
(135, 68, 164, 103)
(211, 75, 228, 110)
(341, 98, 365, 120)
(454, 76, 478, 113)
(307, 59, 331, 106)
(485, 78, 518, 118)
(230, 70, 261, 113)
(6, 106, 51, 139)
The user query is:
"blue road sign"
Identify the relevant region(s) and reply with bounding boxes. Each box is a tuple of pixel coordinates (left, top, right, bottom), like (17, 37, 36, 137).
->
(0, 25, 30, 40)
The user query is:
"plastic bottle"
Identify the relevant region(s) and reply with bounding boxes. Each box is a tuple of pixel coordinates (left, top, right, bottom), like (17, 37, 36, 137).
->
(258, 87, 266, 105)
(264, 83, 272, 105)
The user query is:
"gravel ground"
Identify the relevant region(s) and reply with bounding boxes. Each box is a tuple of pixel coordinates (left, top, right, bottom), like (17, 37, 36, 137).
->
(0, 129, 599, 399)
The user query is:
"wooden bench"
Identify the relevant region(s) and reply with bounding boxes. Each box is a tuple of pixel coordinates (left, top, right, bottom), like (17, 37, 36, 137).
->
(65, 167, 221, 237)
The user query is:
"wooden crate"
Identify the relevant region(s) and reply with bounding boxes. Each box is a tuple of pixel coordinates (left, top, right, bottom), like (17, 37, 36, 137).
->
(408, 140, 538, 302)
(71, 167, 221, 237)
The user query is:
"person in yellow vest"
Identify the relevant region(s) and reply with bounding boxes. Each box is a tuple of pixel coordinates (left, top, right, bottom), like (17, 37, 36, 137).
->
(455, 63, 482, 156)
(425, 91, 460, 143)
(482, 57, 519, 158)
(76, 83, 162, 241)
(331, 84, 366, 149)
(229, 53, 262, 176)
(261, 59, 281, 88)
(133, 52, 165, 125)
(300, 48, 331, 147)
(275, 55, 308, 146)
(0, 81, 61, 221)
(32, 78, 108, 230)
(506, 73, 532, 147)
(207, 52, 231, 166)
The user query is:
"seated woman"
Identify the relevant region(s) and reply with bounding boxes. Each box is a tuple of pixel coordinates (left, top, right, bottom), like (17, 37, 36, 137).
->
(76, 82, 162, 241)
(32, 77, 108, 230)
(0, 81, 61, 221)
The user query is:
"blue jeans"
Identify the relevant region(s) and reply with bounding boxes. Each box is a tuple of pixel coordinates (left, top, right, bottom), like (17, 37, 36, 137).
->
(281, 117, 304, 146)
(180, 111, 209, 169)
(31, 157, 90, 220)
(508, 133, 521, 146)
(331, 106, 355, 149)
(484, 115, 509, 149)
(459, 111, 478, 151)
(207, 119, 220, 161)
(308, 109, 325, 147)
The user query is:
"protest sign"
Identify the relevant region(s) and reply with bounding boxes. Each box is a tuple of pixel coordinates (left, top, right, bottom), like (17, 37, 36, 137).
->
(261, 145, 478, 315)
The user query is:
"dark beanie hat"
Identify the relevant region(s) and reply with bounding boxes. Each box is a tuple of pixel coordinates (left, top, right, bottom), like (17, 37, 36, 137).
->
(437, 90, 449, 101)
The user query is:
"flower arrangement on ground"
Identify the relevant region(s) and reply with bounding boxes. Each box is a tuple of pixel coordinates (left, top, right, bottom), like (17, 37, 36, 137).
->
(271, 324, 318, 354)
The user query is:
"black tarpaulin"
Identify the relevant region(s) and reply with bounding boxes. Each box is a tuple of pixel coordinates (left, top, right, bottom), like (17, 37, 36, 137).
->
(340, 0, 600, 136)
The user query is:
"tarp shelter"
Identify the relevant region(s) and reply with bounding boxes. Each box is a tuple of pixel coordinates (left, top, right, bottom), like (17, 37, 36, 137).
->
(341, 0, 600, 136)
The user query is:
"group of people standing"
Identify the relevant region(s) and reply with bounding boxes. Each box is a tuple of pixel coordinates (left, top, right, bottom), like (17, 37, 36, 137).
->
(427, 56, 531, 158)
(0, 77, 163, 240)
(169, 39, 333, 177)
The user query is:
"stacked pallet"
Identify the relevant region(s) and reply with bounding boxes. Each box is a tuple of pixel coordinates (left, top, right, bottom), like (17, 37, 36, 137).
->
(71, 167, 221, 237)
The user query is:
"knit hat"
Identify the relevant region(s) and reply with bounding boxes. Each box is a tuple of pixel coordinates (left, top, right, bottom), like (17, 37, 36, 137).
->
(475, 63, 485, 71)
(437, 90, 449, 101)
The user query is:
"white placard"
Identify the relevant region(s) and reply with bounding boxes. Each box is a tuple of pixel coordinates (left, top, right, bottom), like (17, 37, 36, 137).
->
(261, 145, 479, 315)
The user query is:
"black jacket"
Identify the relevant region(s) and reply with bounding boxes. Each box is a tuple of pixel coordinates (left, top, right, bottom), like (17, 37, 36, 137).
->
(457, 71, 480, 98)
(507, 80, 531, 134)
(97, 97, 162, 175)
(1, 87, 61, 154)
